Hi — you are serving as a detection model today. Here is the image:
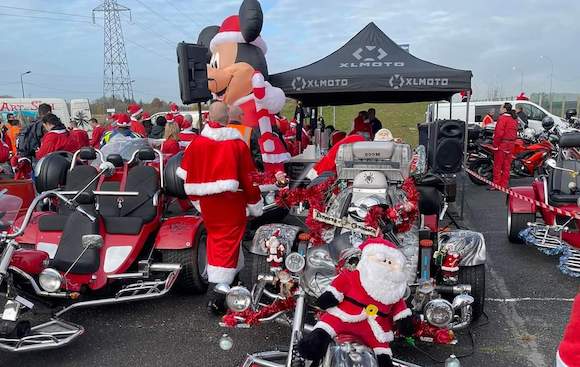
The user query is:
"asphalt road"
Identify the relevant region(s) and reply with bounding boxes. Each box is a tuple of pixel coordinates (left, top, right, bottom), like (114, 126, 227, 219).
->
(1, 175, 578, 367)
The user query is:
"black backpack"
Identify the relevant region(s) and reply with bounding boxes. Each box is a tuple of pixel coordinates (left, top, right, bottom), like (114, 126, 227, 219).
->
(17, 121, 44, 158)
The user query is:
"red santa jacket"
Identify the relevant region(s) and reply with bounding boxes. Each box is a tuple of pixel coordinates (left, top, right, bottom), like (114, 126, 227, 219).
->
(176, 122, 262, 214)
(350, 116, 373, 140)
(493, 113, 518, 147)
(178, 130, 198, 149)
(130, 119, 147, 137)
(36, 128, 75, 159)
(90, 125, 106, 148)
(0, 131, 10, 163)
(325, 269, 411, 343)
(558, 294, 580, 367)
(306, 134, 365, 180)
(161, 138, 180, 157)
(70, 128, 90, 148)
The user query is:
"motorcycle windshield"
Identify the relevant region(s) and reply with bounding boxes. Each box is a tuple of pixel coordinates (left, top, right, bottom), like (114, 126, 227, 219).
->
(0, 193, 23, 231)
(99, 138, 153, 162)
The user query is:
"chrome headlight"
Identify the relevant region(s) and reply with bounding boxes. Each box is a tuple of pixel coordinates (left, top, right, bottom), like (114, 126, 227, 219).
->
(226, 286, 252, 313)
(39, 268, 63, 293)
(285, 252, 305, 273)
(424, 299, 454, 328)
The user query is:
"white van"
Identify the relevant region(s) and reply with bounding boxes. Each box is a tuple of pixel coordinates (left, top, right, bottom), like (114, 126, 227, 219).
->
(426, 99, 565, 134)
(0, 98, 70, 126)
(70, 98, 92, 127)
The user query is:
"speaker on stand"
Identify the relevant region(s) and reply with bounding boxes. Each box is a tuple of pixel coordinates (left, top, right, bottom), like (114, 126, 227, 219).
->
(429, 119, 465, 174)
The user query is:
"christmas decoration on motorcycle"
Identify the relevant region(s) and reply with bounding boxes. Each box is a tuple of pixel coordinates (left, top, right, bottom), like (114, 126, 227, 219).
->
(264, 229, 285, 270)
(412, 319, 456, 344)
(275, 175, 337, 244)
(364, 178, 419, 233)
(297, 238, 415, 367)
(222, 296, 296, 327)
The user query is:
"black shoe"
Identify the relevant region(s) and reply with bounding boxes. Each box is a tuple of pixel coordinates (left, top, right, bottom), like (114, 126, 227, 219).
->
(207, 292, 227, 317)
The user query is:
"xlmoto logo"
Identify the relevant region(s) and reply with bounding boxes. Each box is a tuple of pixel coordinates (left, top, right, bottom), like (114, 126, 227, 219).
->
(291, 76, 348, 91)
(388, 74, 449, 89)
(339, 45, 405, 68)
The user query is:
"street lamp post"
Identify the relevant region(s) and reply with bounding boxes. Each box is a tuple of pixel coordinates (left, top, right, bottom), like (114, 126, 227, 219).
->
(20, 71, 31, 98)
(540, 55, 554, 113)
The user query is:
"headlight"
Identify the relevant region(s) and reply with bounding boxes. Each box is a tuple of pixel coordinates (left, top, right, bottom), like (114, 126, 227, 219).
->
(307, 248, 333, 268)
(39, 268, 63, 293)
(424, 299, 454, 328)
(226, 286, 252, 313)
(285, 252, 305, 273)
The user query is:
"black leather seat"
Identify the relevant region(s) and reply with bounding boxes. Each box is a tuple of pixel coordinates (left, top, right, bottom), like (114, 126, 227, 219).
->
(38, 164, 99, 231)
(549, 160, 580, 204)
(99, 166, 159, 234)
(50, 210, 100, 274)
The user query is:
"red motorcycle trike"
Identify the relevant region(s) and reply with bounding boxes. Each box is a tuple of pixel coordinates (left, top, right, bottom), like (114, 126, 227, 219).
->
(507, 132, 580, 277)
(0, 141, 208, 352)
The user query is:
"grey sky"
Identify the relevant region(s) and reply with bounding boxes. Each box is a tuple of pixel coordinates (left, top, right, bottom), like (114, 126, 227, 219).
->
(0, 0, 578, 102)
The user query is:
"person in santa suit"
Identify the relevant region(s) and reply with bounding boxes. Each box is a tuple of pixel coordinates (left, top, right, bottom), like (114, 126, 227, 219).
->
(127, 103, 147, 137)
(176, 101, 263, 314)
(69, 119, 90, 148)
(305, 133, 366, 181)
(100, 113, 141, 146)
(161, 121, 180, 157)
(174, 114, 185, 130)
(557, 293, 580, 367)
(298, 238, 413, 367)
(89, 118, 106, 148)
(178, 116, 198, 149)
(349, 111, 373, 140)
(36, 114, 77, 159)
(0, 129, 11, 175)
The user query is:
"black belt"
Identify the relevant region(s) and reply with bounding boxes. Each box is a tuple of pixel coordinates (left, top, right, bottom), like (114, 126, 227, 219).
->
(343, 296, 390, 318)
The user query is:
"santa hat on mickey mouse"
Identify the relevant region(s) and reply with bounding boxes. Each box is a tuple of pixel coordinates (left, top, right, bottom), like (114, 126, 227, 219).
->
(114, 113, 132, 128)
(127, 103, 143, 120)
(209, 6, 267, 55)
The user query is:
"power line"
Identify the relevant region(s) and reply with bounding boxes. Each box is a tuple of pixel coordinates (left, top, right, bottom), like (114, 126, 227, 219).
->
(0, 12, 96, 24)
(0, 5, 98, 19)
(132, 0, 190, 39)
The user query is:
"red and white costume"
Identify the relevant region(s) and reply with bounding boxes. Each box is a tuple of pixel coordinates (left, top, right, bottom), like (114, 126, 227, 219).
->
(557, 293, 580, 367)
(127, 103, 147, 137)
(90, 125, 106, 148)
(314, 238, 411, 357)
(36, 127, 76, 159)
(177, 122, 263, 284)
(178, 130, 198, 149)
(70, 128, 90, 148)
(306, 134, 365, 180)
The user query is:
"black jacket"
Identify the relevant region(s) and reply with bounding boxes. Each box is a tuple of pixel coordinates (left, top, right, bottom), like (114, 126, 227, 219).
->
(149, 125, 165, 139)
(17, 120, 44, 158)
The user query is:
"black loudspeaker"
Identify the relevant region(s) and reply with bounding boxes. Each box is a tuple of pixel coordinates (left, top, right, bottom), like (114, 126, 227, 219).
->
(429, 119, 465, 174)
(177, 42, 212, 105)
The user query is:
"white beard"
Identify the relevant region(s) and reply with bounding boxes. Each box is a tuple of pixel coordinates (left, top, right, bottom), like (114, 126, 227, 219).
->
(358, 255, 408, 305)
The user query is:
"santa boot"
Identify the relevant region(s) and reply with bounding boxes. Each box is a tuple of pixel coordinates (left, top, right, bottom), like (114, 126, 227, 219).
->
(297, 328, 332, 362)
(377, 354, 394, 367)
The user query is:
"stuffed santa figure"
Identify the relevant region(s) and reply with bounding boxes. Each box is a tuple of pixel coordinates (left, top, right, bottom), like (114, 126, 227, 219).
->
(557, 293, 580, 367)
(298, 238, 414, 367)
(127, 103, 147, 137)
(177, 102, 263, 313)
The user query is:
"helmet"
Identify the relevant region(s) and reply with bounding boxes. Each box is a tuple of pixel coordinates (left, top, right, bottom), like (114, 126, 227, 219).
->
(522, 128, 535, 141)
(542, 116, 555, 131)
(565, 109, 577, 120)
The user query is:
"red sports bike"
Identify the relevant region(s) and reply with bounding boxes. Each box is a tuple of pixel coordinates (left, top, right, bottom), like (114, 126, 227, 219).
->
(0, 141, 208, 352)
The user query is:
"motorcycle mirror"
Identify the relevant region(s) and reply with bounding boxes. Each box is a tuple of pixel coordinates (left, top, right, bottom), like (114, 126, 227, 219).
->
(214, 283, 231, 295)
(99, 161, 116, 177)
(82, 234, 103, 249)
(545, 158, 557, 169)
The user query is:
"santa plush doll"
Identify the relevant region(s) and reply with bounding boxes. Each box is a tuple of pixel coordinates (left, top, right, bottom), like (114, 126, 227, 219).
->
(557, 293, 580, 367)
(298, 238, 414, 367)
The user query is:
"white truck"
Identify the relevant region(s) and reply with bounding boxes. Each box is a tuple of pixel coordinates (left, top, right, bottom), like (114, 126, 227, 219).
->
(426, 99, 566, 134)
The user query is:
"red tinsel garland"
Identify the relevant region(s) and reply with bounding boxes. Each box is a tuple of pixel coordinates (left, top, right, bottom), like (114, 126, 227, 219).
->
(250, 171, 277, 186)
(364, 178, 419, 233)
(275, 177, 337, 244)
(222, 297, 296, 327)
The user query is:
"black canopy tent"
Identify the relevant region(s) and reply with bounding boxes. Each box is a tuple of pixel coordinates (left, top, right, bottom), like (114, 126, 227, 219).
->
(269, 22, 472, 106)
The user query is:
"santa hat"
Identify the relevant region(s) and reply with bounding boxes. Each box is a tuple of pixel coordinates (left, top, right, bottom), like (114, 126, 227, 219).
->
(165, 113, 175, 123)
(169, 103, 179, 114)
(174, 114, 185, 129)
(115, 113, 132, 127)
(358, 238, 406, 264)
(210, 15, 267, 55)
(557, 294, 580, 367)
(142, 112, 151, 120)
(127, 103, 143, 118)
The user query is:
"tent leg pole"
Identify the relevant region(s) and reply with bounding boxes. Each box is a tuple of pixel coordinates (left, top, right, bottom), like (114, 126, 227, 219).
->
(460, 91, 471, 220)
(333, 106, 336, 127)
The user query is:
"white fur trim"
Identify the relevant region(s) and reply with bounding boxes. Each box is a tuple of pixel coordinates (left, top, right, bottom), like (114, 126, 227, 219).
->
(247, 197, 264, 217)
(176, 167, 187, 180)
(373, 347, 392, 356)
(207, 265, 238, 284)
(367, 316, 394, 343)
(441, 266, 459, 272)
(314, 321, 337, 337)
(130, 108, 143, 118)
(46, 129, 67, 135)
(360, 243, 407, 267)
(252, 73, 265, 88)
(210, 31, 268, 55)
(306, 168, 319, 180)
(557, 350, 568, 367)
(256, 82, 285, 114)
(179, 141, 191, 149)
(232, 94, 254, 106)
(258, 116, 272, 134)
(326, 286, 344, 303)
(201, 124, 243, 141)
(326, 307, 368, 323)
(393, 308, 412, 321)
(263, 139, 275, 153)
(183, 179, 239, 196)
(262, 152, 291, 164)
